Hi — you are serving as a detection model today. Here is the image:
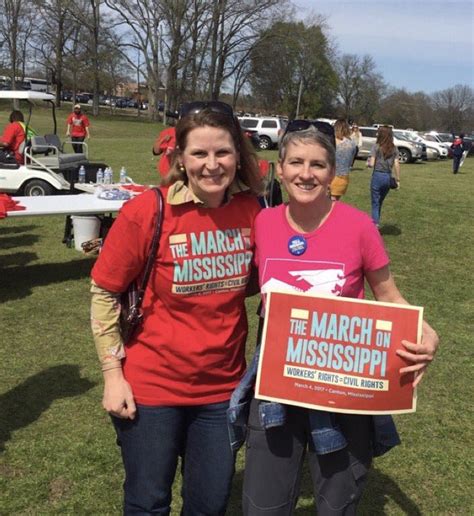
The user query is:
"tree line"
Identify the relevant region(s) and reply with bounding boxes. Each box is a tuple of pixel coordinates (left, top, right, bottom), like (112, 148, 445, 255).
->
(0, 0, 472, 132)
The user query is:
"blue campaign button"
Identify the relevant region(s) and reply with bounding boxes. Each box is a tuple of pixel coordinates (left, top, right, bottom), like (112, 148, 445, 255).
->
(288, 235, 307, 256)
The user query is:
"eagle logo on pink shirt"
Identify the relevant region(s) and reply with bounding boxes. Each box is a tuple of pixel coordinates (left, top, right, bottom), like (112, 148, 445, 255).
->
(261, 259, 346, 297)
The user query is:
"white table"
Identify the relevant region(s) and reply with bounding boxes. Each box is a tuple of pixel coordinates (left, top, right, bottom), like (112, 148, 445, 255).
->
(8, 194, 126, 217)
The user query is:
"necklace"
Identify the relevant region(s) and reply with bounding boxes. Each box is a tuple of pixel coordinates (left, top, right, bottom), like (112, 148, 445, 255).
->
(286, 201, 334, 234)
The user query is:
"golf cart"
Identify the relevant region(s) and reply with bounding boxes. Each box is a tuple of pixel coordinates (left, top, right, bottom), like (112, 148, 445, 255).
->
(0, 90, 107, 196)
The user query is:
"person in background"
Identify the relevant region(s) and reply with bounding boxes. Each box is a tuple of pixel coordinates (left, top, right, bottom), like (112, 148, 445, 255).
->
(451, 133, 464, 174)
(369, 125, 400, 228)
(234, 121, 439, 515)
(0, 110, 27, 164)
(90, 101, 262, 515)
(153, 124, 176, 177)
(66, 104, 90, 153)
(330, 118, 356, 200)
(257, 159, 283, 208)
(350, 123, 362, 168)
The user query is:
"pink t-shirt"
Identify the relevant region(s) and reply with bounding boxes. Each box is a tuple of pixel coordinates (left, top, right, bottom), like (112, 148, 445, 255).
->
(255, 202, 389, 302)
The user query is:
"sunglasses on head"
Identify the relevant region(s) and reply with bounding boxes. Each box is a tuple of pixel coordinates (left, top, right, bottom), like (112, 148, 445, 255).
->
(179, 101, 234, 119)
(284, 119, 335, 145)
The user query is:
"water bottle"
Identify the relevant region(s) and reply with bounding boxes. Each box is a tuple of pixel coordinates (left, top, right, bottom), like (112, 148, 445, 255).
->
(109, 167, 114, 184)
(119, 166, 127, 184)
(96, 168, 103, 184)
(78, 165, 86, 184)
(104, 167, 111, 185)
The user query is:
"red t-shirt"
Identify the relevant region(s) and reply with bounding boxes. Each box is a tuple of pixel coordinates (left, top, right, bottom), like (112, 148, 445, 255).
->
(0, 122, 25, 164)
(92, 187, 261, 405)
(154, 127, 176, 177)
(66, 113, 90, 137)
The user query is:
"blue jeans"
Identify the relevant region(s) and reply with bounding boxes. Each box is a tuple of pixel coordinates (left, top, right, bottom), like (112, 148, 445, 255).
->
(370, 171, 391, 225)
(112, 401, 235, 515)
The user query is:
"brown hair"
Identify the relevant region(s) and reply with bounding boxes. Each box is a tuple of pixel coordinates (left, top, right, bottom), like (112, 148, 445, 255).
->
(9, 110, 24, 123)
(334, 119, 351, 140)
(161, 110, 263, 195)
(376, 126, 397, 158)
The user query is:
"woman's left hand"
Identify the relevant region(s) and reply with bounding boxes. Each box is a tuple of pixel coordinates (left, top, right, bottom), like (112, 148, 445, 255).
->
(396, 321, 439, 387)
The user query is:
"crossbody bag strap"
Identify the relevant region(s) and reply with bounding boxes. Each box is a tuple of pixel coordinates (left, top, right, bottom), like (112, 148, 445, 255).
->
(134, 187, 164, 312)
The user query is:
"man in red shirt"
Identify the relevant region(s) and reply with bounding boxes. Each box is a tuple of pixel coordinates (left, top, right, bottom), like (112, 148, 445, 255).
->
(66, 104, 90, 153)
(0, 111, 26, 164)
(152, 125, 176, 177)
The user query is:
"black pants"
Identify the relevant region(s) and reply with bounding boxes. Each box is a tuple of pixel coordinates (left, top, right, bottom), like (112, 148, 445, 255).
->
(243, 399, 373, 515)
(0, 150, 16, 164)
(452, 154, 462, 174)
(71, 136, 85, 153)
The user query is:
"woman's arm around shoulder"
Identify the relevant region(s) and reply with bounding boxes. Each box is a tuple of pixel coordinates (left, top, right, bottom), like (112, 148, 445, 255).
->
(366, 265, 439, 387)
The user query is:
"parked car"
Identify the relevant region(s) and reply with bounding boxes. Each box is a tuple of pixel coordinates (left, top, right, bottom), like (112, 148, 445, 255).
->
(434, 132, 454, 144)
(393, 132, 430, 160)
(126, 99, 140, 109)
(398, 131, 448, 159)
(75, 92, 92, 103)
(425, 147, 439, 160)
(114, 98, 130, 108)
(424, 132, 453, 157)
(104, 96, 118, 106)
(462, 136, 473, 156)
(61, 91, 73, 102)
(238, 116, 288, 150)
(358, 126, 424, 163)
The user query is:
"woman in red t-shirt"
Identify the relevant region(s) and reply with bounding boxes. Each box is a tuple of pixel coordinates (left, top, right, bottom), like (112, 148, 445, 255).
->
(0, 110, 26, 164)
(91, 101, 262, 514)
(66, 104, 90, 153)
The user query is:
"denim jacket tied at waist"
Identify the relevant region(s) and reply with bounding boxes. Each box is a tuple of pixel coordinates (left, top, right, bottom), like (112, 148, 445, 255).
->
(227, 342, 400, 456)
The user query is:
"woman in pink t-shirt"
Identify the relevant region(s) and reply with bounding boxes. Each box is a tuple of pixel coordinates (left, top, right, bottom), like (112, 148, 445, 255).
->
(241, 121, 439, 515)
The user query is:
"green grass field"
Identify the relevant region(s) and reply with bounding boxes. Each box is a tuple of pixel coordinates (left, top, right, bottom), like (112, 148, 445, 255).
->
(0, 105, 473, 514)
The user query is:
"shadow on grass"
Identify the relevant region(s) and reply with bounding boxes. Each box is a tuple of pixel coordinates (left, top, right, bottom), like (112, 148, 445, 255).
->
(290, 466, 421, 515)
(0, 257, 95, 302)
(0, 365, 95, 453)
(0, 224, 39, 235)
(0, 251, 38, 268)
(358, 467, 422, 515)
(380, 224, 401, 236)
(0, 233, 40, 249)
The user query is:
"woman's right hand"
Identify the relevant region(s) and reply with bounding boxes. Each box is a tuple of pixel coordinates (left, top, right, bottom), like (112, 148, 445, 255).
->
(102, 367, 137, 419)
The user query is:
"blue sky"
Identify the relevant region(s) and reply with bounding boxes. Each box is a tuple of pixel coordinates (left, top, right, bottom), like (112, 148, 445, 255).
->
(293, 0, 473, 93)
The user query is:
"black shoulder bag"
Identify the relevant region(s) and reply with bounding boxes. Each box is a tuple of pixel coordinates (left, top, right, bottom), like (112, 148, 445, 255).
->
(120, 188, 164, 343)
